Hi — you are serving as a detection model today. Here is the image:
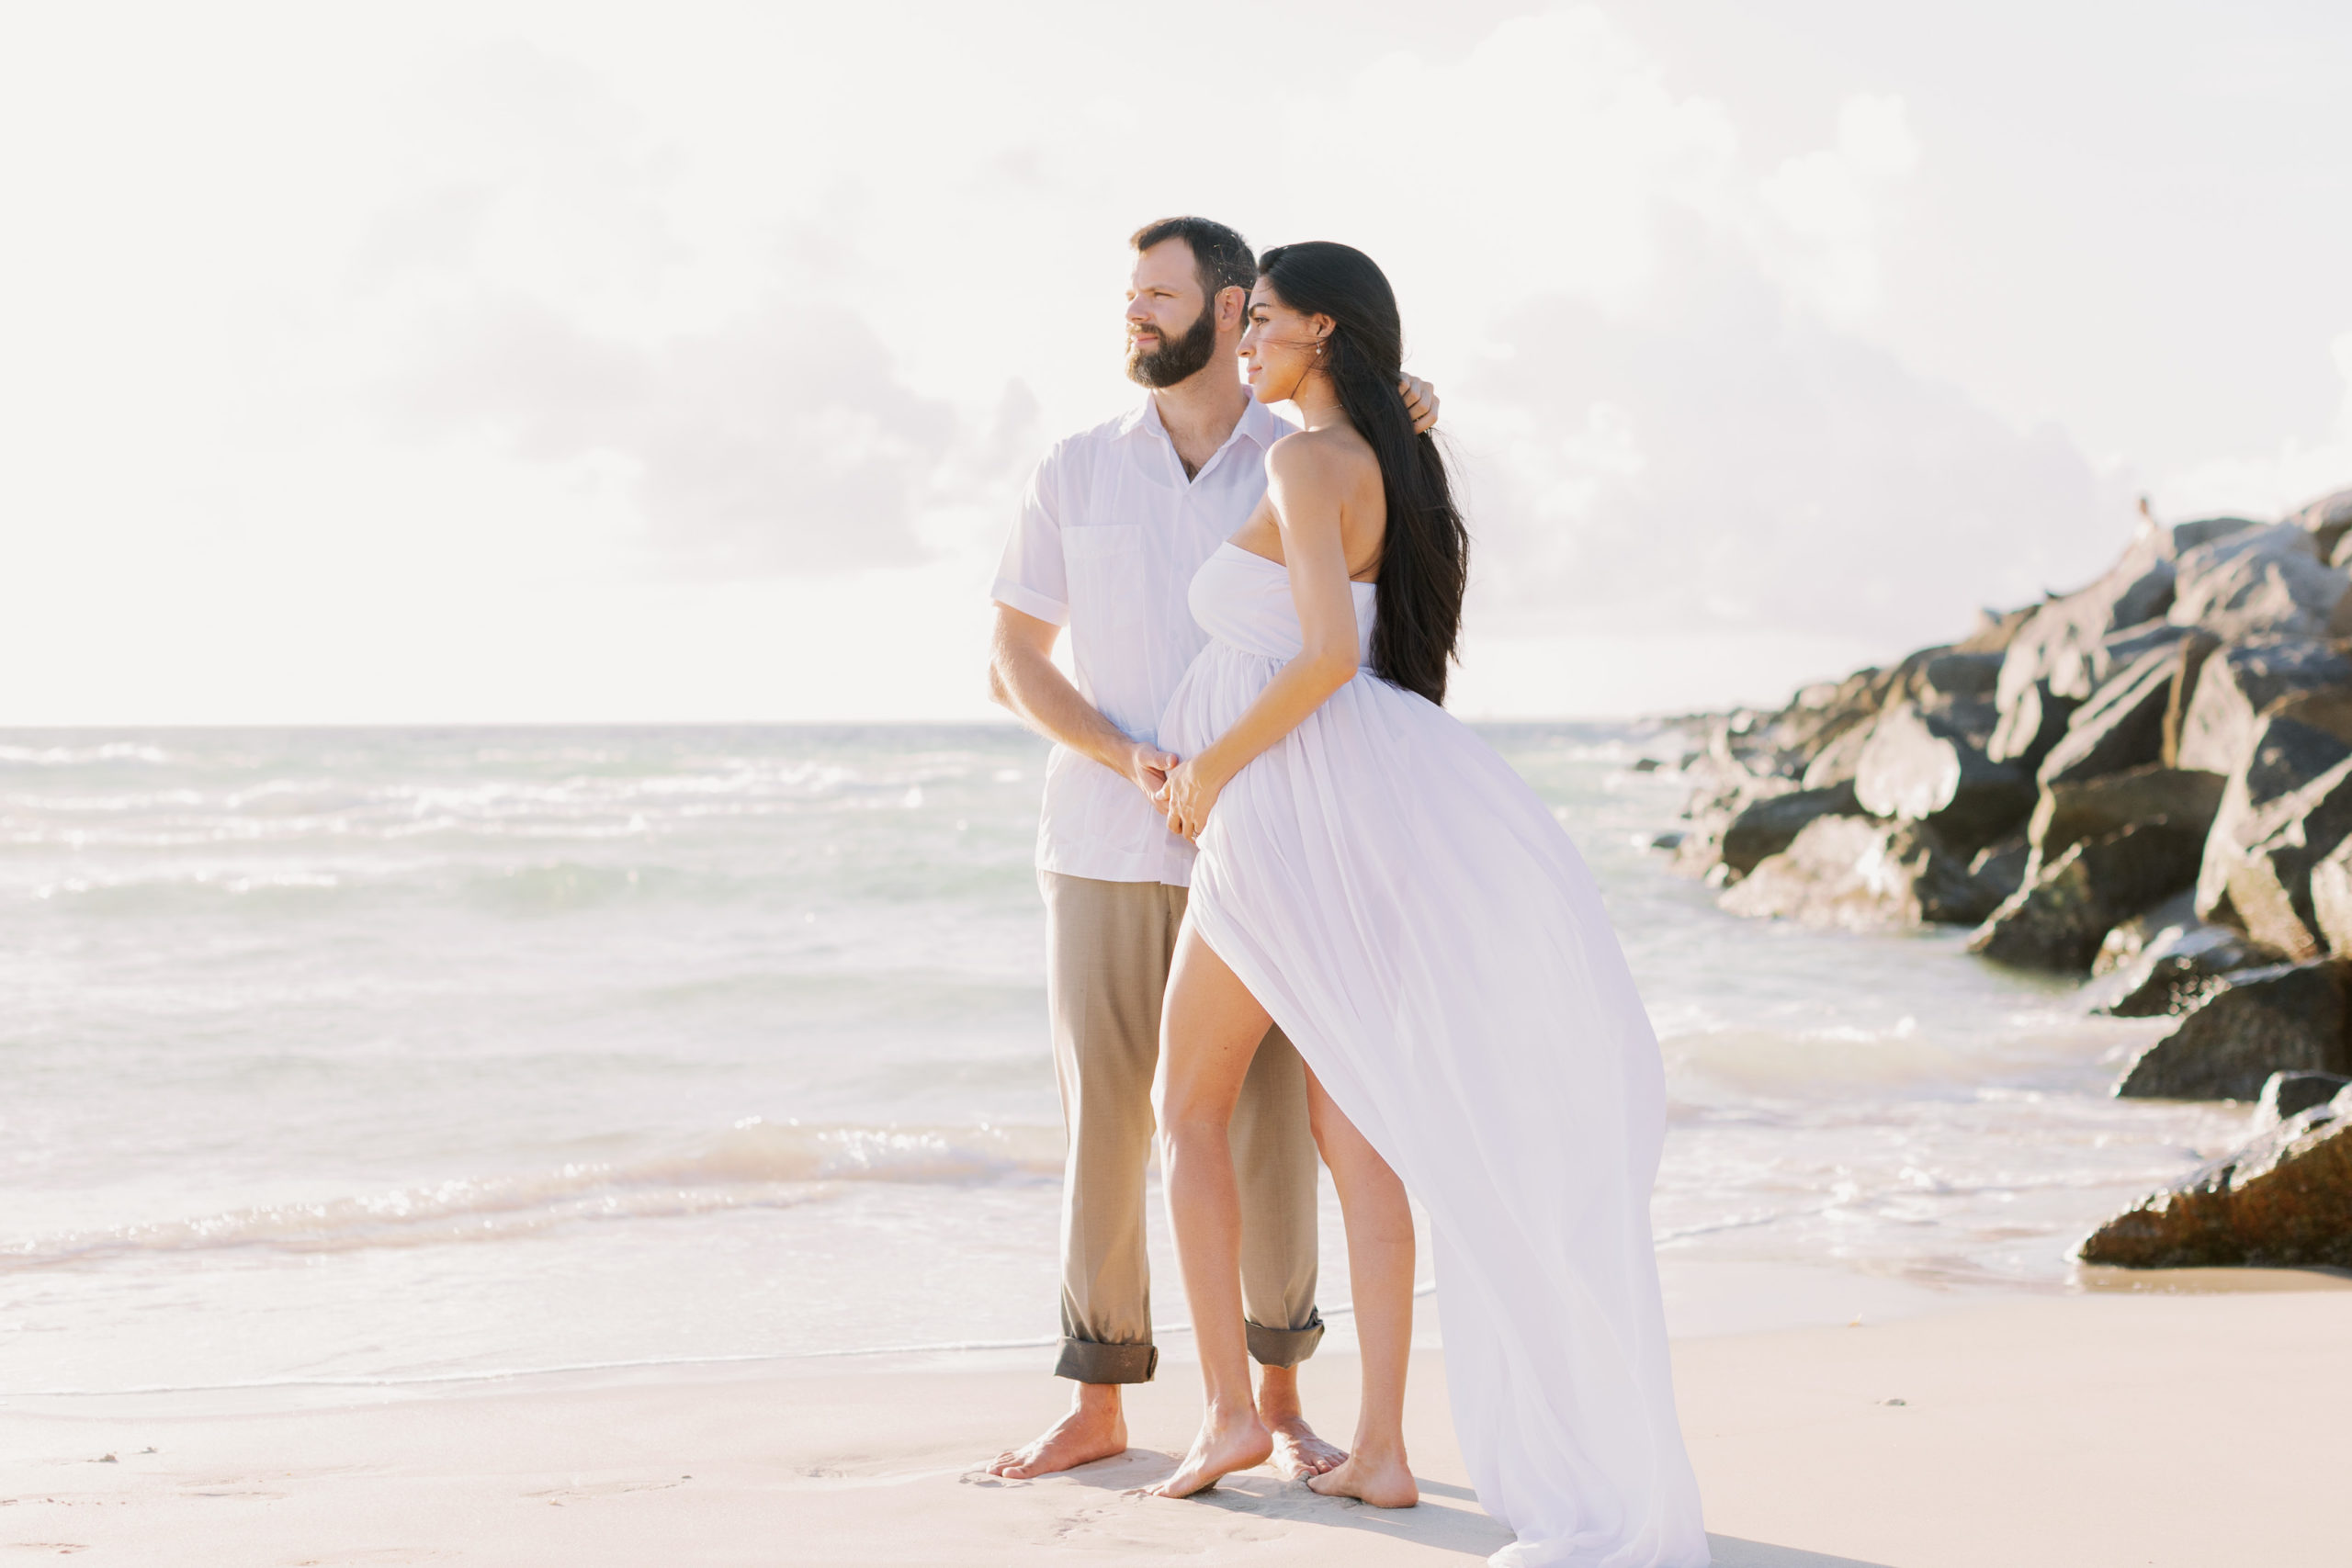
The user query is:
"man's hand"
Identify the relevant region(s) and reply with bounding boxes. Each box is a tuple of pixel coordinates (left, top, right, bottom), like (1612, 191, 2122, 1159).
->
(1125, 740, 1179, 801)
(1399, 374, 1440, 435)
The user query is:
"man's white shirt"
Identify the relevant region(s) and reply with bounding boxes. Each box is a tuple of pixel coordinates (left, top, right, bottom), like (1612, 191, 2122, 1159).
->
(992, 395, 1295, 887)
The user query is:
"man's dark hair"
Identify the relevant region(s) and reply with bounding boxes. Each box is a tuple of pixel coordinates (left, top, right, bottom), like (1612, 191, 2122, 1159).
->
(1129, 216, 1256, 304)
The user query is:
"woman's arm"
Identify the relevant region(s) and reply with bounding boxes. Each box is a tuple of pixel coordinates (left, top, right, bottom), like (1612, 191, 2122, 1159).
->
(1158, 436, 1365, 840)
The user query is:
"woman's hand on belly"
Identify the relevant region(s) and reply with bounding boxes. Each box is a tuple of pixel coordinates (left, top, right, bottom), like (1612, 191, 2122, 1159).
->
(1155, 754, 1230, 841)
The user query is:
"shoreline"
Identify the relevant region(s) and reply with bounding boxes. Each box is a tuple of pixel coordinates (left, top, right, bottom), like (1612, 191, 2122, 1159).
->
(4, 1274, 2345, 1566)
(11, 1258, 2337, 1416)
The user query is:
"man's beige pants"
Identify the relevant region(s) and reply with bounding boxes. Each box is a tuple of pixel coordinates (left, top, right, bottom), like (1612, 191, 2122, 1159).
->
(1043, 871, 1323, 1384)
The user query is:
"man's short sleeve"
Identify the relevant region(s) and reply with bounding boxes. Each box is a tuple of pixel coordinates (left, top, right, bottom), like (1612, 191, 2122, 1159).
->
(989, 448, 1069, 626)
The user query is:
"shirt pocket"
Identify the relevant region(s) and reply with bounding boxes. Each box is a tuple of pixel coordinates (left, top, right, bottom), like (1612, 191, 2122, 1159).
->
(1062, 525, 1149, 612)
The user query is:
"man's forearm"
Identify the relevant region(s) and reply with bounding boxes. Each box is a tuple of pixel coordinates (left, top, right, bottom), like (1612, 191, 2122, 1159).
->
(990, 642, 1142, 775)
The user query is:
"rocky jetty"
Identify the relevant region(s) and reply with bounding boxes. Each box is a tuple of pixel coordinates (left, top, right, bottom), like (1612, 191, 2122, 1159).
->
(1661, 485, 2352, 1270)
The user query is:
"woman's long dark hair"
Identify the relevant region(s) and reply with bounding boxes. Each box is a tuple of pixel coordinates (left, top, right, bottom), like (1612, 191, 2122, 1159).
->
(1258, 242, 1468, 706)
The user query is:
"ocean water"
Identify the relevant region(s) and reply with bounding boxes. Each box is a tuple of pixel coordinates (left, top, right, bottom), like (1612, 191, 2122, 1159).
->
(0, 726, 2252, 1398)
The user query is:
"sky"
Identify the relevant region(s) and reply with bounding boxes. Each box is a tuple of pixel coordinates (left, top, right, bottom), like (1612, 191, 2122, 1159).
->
(1, 0, 2347, 725)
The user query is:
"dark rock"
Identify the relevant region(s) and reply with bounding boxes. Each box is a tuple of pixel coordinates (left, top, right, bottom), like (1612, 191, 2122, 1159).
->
(2076, 1091, 2352, 1268)
(2300, 487, 2352, 560)
(2201, 751, 2352, 959)
(1913, 650, 2003, 709)
(2114, 959, 2352, 1100)
(1801, 720, 1876, 791)
(2194, 694, 2352, 931)
(1647, 829, 1686, 852)
(1986, 679, 2079, 771)
(1719, 816, 2002, 930)
(1995, 531, 2180, 712)
(1853, 700, 2034, 851)
(1717, 668, 1894, 784)
(2035, 637, 2190, 787)
(2167, 520, 2352, 642)
(1967, 834, 2031, 908)
(2172, 637, 2352, 776)
(1631, 757, 1662, 773)
(2156, 631, 2222, 766)
(2310, 832, 2352, 954)
(2094, 890, 2199, 976)
(1966, 821, 2207, 972)
(2029, 764, 2225, 867)
(2260, 1070, 2352, 1125)
(2095, 896, 2282, 1017)
(1718, 783, 1861, 876)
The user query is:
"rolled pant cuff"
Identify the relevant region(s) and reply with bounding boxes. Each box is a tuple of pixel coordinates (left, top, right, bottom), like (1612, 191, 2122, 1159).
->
(1246, 1311, 1325, 1369)
(1055, 1337, 1158, 1384)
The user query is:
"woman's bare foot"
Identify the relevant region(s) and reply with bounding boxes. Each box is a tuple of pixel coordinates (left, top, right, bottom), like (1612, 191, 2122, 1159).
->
(986, 1387, 1127, 1478)
(1306, 1446, 1418, 1507)
(1141, 1406, 1273, 1498)
(1266, 1416, 1346, 1479)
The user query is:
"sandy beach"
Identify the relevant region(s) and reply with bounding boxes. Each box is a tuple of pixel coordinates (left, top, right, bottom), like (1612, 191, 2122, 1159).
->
(2, 1274, 2342, 1566)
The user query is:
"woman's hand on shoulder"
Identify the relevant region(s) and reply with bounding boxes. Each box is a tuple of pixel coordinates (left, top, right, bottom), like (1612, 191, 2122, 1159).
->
(1399, 374, 1439, 435)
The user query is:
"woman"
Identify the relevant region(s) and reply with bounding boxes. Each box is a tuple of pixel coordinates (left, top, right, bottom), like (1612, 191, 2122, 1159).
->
(1141, 242, 1708, 1568)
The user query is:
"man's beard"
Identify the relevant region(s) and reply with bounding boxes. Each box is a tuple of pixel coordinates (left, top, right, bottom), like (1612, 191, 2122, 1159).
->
(1125, 304, 1218, 389)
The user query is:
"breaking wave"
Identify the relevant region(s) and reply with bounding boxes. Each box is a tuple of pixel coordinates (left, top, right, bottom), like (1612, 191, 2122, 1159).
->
(0, 1120, 1064, 1269)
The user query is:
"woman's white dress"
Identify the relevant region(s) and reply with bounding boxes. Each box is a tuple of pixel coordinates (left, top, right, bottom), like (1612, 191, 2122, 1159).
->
(1159, 543, 1708, 1568)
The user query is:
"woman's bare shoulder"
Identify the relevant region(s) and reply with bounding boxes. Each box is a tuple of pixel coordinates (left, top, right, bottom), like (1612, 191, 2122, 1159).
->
(1265, 425, 1379, 490)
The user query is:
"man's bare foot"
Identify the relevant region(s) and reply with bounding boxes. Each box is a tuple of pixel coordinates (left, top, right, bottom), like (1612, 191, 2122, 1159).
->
(1252, 1364, 1342, 1479)
(986, 1393, 1127, 1478)
(1266, 1416, 1346, 1480)
(1306, 1447, 1419, 1507)
(1141, 1406, 1272, 1498)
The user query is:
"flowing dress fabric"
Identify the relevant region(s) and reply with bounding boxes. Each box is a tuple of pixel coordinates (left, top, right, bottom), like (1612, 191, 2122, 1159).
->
(1159, 545, 1708, 1568)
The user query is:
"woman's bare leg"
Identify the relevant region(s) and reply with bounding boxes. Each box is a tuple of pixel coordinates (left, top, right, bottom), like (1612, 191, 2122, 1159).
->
(1143, 926, 1278, 1498)
(1302, 1067, 1419, 1507)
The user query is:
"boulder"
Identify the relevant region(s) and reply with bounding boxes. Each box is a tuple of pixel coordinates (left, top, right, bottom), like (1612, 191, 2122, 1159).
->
(2094, 894, 2281, 1017)
(1911, 649, 2003, 713)
(1966, 821, 2207, 972)
(2194, 694, 2352, 931)
(2035, 637, 2190, 787)
(2172, 637, 2352, 776)
(1853, 700, 2034, 851)
(2114, 959, 2352, 1100)
(2167, 520, 2352, 641)
(1801, 720, 1876, 790)
(2076, 1090, 2352, 1269)
(2156, 631, 2223, 765)
(1719, 815, 2004, 931)
(1986, 679, 2078, 770)
(2094, 889, 2199, 975)
(2292, 486, 2352, 560)
(1718, 783, 1862, 876)
(1721, 668, 1894, 784)
(1968, 834, 2031, 908)
(2310, 832, 2352, 955)
(1995, 534, 2177, 712)
(2201, 751, 2352, 958)
(2258, 1070, 2352, 1126)
(2029, 764, 2225, 865)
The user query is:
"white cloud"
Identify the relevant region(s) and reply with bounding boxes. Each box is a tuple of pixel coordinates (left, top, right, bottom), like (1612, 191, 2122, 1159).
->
(0, 1, 2309, 723)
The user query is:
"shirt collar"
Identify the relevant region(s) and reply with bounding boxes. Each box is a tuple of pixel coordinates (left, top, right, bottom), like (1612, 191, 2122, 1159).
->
(1115, 393, 1287, 452)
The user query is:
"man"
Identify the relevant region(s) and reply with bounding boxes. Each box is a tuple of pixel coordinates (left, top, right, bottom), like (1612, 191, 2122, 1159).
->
(983, 217, 1436, 1480)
